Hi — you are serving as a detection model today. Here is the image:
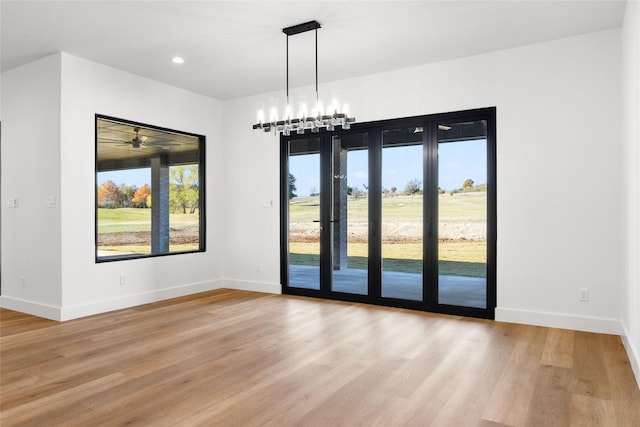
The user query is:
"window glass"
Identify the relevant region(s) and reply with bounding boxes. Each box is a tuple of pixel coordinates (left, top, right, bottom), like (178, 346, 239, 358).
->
(96, 116, 205, 261)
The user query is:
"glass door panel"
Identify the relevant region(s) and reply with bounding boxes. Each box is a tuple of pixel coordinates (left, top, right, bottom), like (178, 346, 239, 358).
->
(437, 120, 488, 308)
(288, 137, 321, 290)
(282, 108, 495, 319)
(331, 133, 369, 295)
(381, 128, 424, 301)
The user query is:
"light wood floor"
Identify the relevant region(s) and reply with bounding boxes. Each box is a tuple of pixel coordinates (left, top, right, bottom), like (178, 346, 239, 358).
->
(1, 289, 639, 426)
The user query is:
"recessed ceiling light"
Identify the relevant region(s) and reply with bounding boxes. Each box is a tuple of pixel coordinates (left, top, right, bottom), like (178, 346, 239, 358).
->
(171, 57, 184, 64)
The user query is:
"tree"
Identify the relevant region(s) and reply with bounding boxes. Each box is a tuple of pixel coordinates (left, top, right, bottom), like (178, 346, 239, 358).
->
(119, 183, 137, 208)
(462, 178, 474, 190)
(132, 183, 151, 208)
(97, 180, 120, 208)
(184, 165, 199, 214)
(169, 165, 199, 214)
(404, 178, 422, 195)
(289, 173, 297, 199)
(391, 186, 397, 193)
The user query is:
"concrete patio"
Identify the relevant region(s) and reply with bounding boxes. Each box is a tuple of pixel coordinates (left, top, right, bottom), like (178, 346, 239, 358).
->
(289, 264, 486, 308)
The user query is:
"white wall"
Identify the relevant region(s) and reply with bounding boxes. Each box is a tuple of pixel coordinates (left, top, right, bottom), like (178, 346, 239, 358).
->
(1, 53, 226, 320)
(221, 97, 281, 293)
(223, 29, 624, 334)
(623, 0, 640, 388)
(1, 55, 63, 318)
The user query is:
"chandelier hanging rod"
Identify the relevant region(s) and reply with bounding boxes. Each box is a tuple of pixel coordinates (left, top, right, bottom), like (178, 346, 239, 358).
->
(284, 21, 320, 107)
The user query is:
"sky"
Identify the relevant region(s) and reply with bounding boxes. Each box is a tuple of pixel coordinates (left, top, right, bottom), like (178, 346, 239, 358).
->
(98, 140, 487, 195)
(98, 168, 151, 188)
(290, 139, 487, 197)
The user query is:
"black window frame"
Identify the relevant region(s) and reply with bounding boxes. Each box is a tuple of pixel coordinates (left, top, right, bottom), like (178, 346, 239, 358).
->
(95, 114, 206, 263)
(280, 107, 496, 320)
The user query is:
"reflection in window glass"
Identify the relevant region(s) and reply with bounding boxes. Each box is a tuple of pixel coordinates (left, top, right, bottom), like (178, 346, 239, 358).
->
(96, 116, 205, 261)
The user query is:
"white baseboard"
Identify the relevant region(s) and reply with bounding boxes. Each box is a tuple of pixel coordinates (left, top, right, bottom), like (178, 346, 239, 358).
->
(621, 323, 640, 390)
(59, 279, 225, 321)
(0, 296, 62, 321)
(495, 307, 622, 335)
(223, 278, 282, 294)
(1, 279, 225, 321)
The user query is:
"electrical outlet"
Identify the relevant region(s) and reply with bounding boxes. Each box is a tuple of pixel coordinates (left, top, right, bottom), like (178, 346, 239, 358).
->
(20, 276, 26, 288)
(579, 288, 590, 302)
(120, 275, 127, 286)
(7, 198, 18, 208)
(46, 195, 56, 208)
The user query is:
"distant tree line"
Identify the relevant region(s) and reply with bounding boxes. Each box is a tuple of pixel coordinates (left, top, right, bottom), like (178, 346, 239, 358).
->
(97, 181, 148, 208)
(439, 178, 486, 195)
(286, 174, 485, 199)
(97, 165, 199, 213)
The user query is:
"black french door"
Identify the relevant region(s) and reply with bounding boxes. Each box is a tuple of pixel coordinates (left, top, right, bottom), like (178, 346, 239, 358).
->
(281, 108, 496, 319)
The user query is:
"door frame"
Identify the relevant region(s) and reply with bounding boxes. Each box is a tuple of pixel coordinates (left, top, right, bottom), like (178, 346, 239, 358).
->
(281, 107, 496, 319)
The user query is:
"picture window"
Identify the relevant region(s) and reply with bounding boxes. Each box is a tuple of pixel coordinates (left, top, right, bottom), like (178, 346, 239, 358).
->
(95, 115, 205, 262)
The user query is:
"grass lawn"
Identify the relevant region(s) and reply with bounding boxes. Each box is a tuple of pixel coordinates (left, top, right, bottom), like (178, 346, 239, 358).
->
(99, 193, 486, 278)
(97, 208, 200, 255)
(97, 208, 199, 233)
(289, 241, 486, 277)
(99, 243, 200, 254)
(290, 192, 487, 223)
(98, 208, 152, 233)
(289, 192, 487, 277)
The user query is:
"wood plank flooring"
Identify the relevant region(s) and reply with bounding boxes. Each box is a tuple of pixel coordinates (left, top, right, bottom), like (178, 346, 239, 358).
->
(1, 289, 639, 426)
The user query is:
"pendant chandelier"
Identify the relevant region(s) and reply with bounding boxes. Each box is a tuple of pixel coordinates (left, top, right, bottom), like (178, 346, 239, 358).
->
(252, 20, 355, 136)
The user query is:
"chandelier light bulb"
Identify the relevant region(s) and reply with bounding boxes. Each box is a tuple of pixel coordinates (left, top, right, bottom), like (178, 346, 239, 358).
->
(298, 94, 308, 120)
(269, 98, 278, 123)
(315, 100, 324, 117)
(330, 90, 340, 114)
(256, 101, 265, 124)
(342, 103, 350, 118)
(284, 102, 293, 121)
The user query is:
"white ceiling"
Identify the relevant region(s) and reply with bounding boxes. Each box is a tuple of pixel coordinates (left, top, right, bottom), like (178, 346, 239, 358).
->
(0, 1, 627, 101)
